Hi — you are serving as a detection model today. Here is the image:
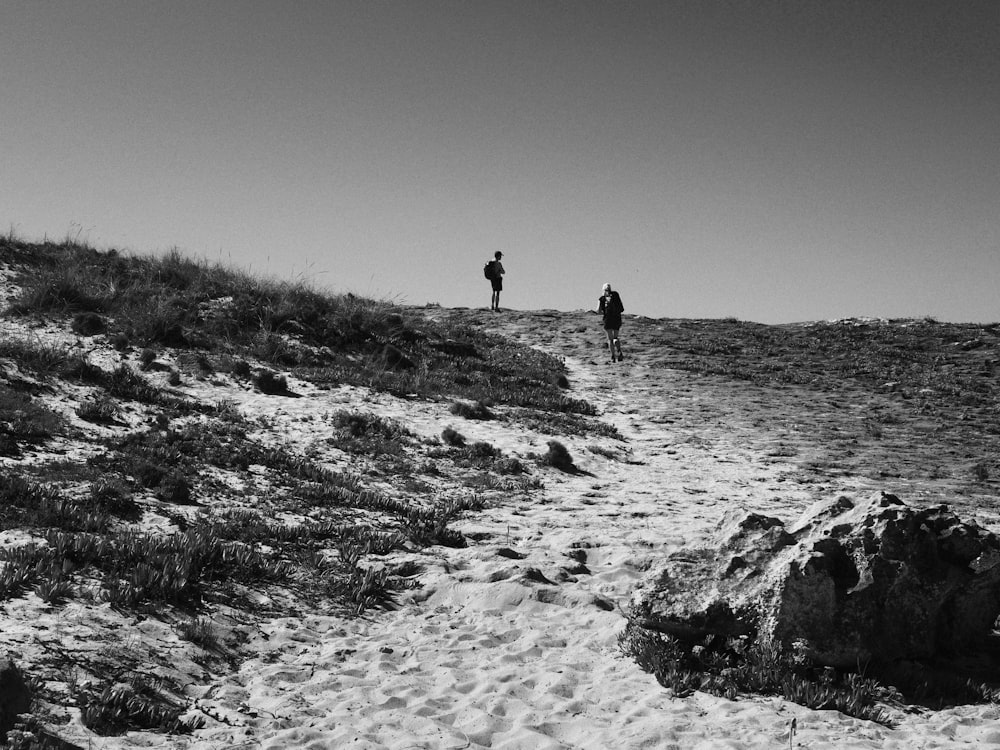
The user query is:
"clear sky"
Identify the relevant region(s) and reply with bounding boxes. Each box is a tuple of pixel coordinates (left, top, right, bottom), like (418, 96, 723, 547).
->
(2, 1, 998, 324)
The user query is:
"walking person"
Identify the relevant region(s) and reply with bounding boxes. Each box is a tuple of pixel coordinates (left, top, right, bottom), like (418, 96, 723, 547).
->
(486, 251, 505, 311)
(598, 282, 624, 361)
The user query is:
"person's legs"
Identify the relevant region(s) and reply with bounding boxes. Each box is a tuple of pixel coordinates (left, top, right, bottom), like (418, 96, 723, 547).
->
(613, 330, 623, 359)
(605, 328, 617, 360)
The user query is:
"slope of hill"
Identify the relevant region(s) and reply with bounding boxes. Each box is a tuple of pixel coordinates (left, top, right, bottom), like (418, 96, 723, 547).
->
(1, 239, 999, 749)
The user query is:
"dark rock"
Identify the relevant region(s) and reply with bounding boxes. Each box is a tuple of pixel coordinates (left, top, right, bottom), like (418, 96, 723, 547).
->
(497, 547, 526, 560)
(0, 656, 32, 742)
(522, 567, 555, 585)
(629, 492, 1000, 668)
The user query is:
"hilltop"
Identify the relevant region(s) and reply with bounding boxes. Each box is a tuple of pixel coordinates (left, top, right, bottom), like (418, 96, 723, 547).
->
(1, 238, 999, 749)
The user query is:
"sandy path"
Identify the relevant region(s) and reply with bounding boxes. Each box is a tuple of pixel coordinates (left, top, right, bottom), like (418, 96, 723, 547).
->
(96, 310, 999, 749)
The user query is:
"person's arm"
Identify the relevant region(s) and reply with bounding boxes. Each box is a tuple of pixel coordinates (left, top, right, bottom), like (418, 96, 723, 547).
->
(498, 262, 505, 276)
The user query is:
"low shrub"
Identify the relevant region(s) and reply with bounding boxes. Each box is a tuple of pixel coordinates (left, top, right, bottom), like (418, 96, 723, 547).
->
(131, 460, 167, 489)
(492, 457, 527, 475)
(450, 401, 495, 420)
(402, 496, 483, 548)
(231, 359, 252, 378)
(88, 477, 140, 519)
(329, 410, 412, 456)
(76, 397, 120, 424)
(441, 426, 465, 447)
(0, 386, 64, 447)
(35, 578, 75, 605)
(155, 471, 194, 504)
(80, 677, 203, 736)
(253, 369, 288, 394)
(106, 364, 162, 403)
(618, 625, 895, 726)
(332, 410, 410, 439)
(71, 311, 107, 336)
(542, 440, 576, 472)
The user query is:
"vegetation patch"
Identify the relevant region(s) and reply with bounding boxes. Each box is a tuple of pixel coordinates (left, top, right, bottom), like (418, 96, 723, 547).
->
(450, 400, 495, 420)
(513, 409, 622, 439)
(619, 627, 898, 725)
(619, 624, 1000, 726)
(2, 239, 589, 415)
(329, 410, 413, 456)
(0, 385, 64, 456)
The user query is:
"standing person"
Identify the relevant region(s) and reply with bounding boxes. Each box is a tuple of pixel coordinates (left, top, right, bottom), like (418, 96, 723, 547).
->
(487, 251, 505, 311)
(598, 282, 624, 361)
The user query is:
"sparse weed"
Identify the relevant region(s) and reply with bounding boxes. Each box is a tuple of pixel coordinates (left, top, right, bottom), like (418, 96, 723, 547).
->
(587, 445, 619, 460)
(176, 617, 219, 650)
(0, 335, 70, 376)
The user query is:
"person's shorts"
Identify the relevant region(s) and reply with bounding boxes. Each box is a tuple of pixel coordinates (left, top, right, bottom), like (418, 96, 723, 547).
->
(491, 278, 503, 292)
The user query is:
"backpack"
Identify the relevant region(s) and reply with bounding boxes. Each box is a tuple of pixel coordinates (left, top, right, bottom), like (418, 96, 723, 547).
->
(610, 291, 624, 314)
(484, 260, 497, 280)
(603, 291, 624, 316)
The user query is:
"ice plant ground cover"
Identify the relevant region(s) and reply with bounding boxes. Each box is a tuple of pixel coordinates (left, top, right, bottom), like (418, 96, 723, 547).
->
(1, 238, 999, 748)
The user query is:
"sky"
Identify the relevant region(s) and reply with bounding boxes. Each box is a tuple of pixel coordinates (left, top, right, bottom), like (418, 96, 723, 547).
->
(2, 1, 998, 324)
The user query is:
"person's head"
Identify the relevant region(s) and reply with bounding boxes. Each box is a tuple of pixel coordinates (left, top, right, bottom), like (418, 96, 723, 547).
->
(602, 282, 612, 295)
(495, 251, 503, 260)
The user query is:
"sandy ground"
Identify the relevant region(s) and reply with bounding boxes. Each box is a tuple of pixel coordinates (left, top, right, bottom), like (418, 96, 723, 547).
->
(62, 307, 996, 750)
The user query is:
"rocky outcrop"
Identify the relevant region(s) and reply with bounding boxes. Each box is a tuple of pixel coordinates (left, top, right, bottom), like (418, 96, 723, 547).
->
(0, 656, 31, 741)
(630, 492, 1000, 668)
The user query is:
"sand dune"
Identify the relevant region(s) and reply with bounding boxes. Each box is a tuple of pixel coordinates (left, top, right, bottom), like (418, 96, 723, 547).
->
(110, 308, 998, 750)
(4, 296, 999, 749)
